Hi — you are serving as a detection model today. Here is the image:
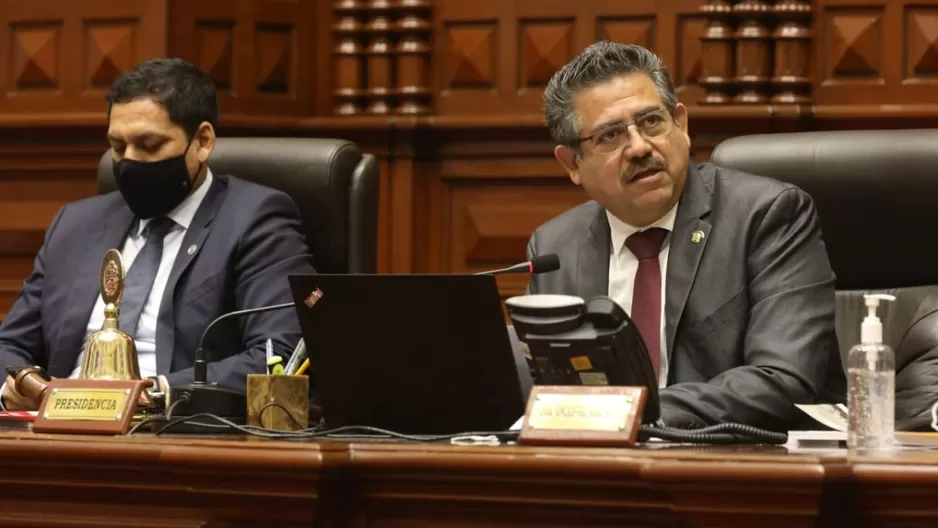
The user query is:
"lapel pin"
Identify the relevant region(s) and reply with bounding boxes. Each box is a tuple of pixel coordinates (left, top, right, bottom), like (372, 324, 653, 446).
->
(691, 230, 705, 244)
(187, 244, 198, 255)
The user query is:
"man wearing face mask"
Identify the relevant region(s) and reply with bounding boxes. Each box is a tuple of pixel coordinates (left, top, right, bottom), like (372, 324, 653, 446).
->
(526, 42, 846, 431)
(0, 58, 315, 410)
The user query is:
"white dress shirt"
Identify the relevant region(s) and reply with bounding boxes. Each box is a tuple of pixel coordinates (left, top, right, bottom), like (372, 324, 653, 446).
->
(69, 169, 214, 379)
(606, 204, 678, 388)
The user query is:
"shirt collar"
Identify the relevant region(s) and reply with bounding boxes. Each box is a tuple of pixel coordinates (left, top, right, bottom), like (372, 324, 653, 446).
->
(135, 168, 213, 237)
(607, 202, 678, 257)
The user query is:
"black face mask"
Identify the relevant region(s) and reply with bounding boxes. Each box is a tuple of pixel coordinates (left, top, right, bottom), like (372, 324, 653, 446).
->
(112, 141, 199, 219)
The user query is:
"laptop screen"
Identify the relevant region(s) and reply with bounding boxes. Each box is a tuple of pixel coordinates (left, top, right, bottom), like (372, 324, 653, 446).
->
(288, 274, 527, 435)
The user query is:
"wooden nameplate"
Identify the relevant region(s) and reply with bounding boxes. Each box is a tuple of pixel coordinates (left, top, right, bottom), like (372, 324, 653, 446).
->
(32, 379, 149, 435)
(517, 385, 647, 447)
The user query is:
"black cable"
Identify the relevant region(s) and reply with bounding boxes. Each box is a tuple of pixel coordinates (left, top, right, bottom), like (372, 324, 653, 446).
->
(257, 401, 305, 430)
(166, 395, 188, 419)
(126, 418, 152, 435)
(132, 412, 520, 441)
(639, 423, 788, 445)
(127, 407, 786, 445)
(134, 413, 786, 445)
(125, 393, 191, 435)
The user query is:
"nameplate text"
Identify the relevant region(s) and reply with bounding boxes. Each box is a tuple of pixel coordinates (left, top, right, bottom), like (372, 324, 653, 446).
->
(518, 386, 647, 447)
(33, 379, 148, 435)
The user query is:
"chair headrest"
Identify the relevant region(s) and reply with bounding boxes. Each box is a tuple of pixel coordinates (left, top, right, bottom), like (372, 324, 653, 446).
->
(711, 129, 938, 289)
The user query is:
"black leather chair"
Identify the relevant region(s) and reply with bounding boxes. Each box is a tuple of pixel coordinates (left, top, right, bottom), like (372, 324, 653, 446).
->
(711, 129, 938, 429)
(97, 138, 379, 274)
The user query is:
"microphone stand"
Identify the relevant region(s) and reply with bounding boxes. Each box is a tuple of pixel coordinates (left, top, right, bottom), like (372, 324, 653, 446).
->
(474, 255, 558, 276)
(474, 263, 528, 276)
(168, 302, 296, 423)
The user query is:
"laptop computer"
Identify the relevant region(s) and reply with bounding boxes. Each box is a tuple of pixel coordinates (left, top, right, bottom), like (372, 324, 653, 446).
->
(288, 274, 527, 435)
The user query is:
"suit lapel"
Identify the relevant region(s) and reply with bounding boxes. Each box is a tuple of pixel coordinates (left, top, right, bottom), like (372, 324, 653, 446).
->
(155, 176, 226, 374)
(51, 197, 134, 376)
(665, 164, 713, 354)
(576, 208, 611, 299)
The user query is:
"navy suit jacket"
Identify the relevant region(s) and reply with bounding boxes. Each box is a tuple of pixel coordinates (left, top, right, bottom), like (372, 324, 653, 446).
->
(0, 174, 315, 393)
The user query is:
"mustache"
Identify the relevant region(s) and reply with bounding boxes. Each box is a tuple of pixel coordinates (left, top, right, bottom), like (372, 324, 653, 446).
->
(623, 157, 668, 182)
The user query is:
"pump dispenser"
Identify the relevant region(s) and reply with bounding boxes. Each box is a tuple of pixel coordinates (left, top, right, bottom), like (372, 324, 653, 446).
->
(847, 293, 896, 450)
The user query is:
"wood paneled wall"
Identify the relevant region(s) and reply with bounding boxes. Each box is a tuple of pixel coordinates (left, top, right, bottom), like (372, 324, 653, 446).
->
(0, 0, 935, 317)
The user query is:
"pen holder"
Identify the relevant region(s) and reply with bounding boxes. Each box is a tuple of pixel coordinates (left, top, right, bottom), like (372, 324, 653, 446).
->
(246, 374, 309, 431)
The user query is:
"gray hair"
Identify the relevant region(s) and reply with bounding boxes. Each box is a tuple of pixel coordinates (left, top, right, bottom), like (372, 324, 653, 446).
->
(543, 41, 677, 147)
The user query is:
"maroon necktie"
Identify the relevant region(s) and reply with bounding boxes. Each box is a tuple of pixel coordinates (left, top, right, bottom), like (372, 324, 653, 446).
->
(625, 228, 668, 380)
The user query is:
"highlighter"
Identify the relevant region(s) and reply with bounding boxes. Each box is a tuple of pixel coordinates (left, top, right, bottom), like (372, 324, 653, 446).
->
(267, 355, 284, 376)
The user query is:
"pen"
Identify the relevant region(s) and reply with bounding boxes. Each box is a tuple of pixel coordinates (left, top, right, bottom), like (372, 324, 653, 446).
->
(284, 339, 306, 375)
(295, 358, 310, 376)
(265, 338, 274, 375)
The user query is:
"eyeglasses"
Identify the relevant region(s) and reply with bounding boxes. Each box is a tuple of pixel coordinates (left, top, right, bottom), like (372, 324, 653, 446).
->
(576, 109, 673, 155)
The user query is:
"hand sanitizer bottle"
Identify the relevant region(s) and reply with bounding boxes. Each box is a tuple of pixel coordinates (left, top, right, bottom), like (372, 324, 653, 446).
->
(847, 293, 896, 451)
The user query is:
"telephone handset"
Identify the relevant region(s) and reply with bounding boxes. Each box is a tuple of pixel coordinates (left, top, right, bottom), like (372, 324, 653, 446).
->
(505, 294, 660, 424)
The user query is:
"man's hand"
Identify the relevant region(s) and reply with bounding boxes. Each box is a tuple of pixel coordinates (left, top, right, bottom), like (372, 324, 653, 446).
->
(2, 375, 38, 411)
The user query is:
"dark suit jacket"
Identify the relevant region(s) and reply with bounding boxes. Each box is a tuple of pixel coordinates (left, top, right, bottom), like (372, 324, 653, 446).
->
(0, 174, 315, 394)
(526, 163, 847, 431)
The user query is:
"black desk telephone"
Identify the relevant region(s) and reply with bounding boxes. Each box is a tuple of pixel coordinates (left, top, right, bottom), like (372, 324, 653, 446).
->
(506, 294, 787, 444)
(505, 294, 660, 424)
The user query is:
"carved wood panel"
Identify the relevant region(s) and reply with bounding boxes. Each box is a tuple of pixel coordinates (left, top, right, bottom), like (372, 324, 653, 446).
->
(435, 0, 706, 115)
(172, 0, 316, 119)
(814, 0, 938, 112)
(440, 162, 566, 253)
(0, 132, 107, 320)
(0, 0, 167, 116)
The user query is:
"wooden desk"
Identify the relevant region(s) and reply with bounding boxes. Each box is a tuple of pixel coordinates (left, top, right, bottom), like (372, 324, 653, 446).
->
(0, 431, 936, 528)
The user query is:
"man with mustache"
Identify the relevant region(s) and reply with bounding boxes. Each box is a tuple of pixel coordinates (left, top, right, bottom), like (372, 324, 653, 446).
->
(526, 42, 845, 431)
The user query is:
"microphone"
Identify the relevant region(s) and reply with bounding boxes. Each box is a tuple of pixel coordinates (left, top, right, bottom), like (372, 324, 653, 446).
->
(168, 302, 296, 422)
(475, 254, 560, 276)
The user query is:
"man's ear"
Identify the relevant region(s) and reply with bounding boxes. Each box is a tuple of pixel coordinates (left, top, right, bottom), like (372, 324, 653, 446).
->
(673, 103, 689, 143)
(195, 122, 216, 164)
(554, 145, 582, 185)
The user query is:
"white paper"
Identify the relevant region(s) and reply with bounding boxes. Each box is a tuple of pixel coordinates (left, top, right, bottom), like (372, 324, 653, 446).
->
(788, 430, 847, 442)
(795, 403, 849, 432)
(785, 430, 848, 451)
(509, 416, 525, 431)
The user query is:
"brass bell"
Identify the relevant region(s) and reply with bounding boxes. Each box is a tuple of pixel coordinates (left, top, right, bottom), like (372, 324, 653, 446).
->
(78, 249, 142, 381)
